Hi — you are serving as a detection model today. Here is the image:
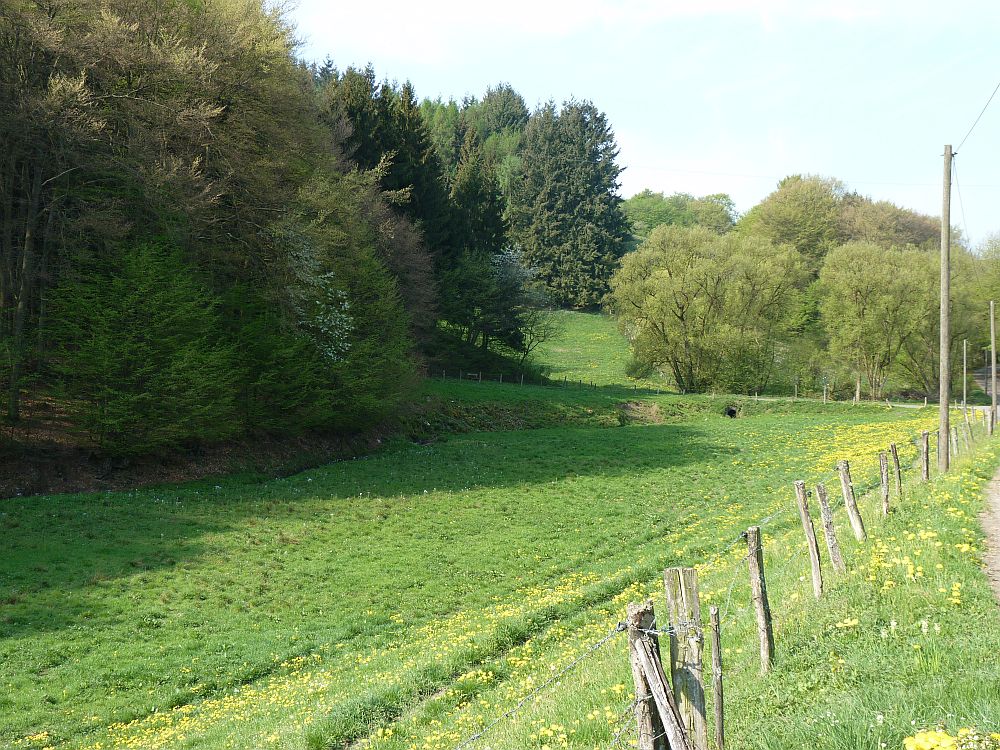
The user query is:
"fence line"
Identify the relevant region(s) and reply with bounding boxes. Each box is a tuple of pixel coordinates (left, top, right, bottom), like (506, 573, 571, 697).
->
(434, 368, 957, 407)
(446, 411, 990, 750)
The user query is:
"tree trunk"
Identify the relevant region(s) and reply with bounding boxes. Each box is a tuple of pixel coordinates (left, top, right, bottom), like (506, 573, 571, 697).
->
(7, 166, 42, 422)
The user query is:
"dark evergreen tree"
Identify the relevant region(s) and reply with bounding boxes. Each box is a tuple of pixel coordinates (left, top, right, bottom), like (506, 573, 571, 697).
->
(508, 100, 629, 308)
(450, 128, 506, 257)
(320, 71, 454, 264)
(468, 84, 529, 137)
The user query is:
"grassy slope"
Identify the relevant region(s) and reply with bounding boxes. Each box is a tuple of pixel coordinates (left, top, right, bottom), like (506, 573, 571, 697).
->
(2, 311, 997, 749)
(531, 310, 667, 389)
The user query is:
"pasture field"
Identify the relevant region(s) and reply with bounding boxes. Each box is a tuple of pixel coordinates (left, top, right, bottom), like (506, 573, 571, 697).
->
(6, 376, 995, 750)
(531, 311, 666, 389)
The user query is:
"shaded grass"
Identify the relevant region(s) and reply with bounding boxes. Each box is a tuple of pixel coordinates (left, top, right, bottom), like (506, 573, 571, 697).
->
(0, 401, 936, 749)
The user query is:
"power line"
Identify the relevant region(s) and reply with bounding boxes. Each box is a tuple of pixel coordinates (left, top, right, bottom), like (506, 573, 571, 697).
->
(957, 77, 1000, 152)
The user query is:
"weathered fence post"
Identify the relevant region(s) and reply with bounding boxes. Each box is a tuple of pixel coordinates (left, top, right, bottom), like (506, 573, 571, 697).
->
(793, 481, 823, 598)
(709, 605, 724, 750)
(520, 373, 524, 386)
(815, 483, 847, 574)
(889, 442, 902, 500)
(836, 460, 867, 542)
(627, 601, 667, 750)
(745, 526, 775, 673)
(950, 426, 959, 458)
(879, 451, 890, 516)
(628, 601, 693, 750)
(921, 431, 930, 481)
(664, 568, 708, 750)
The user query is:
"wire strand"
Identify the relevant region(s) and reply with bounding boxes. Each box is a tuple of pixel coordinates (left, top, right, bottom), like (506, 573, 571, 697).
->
(452, 622, 626, 750)
(957, 77, 1000, 152)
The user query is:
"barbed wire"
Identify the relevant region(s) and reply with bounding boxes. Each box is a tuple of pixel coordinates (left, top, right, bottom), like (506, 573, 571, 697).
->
(450, 420, 965, 749)
(607, 695, 644, 749)
(452, 621, 627, 750)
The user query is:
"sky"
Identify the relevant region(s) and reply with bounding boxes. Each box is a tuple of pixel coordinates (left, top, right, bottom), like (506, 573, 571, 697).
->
(289, 1, 1000, 247)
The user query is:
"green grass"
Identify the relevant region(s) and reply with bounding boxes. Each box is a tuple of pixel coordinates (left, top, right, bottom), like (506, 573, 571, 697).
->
(1, 392, 956, 750)
(2, 312, 996, 750)
(532, 310, 667, 389)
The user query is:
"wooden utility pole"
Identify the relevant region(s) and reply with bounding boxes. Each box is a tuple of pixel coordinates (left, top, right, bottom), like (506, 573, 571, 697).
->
(992, 300, 997, 431)
(939, 144, 952, 472)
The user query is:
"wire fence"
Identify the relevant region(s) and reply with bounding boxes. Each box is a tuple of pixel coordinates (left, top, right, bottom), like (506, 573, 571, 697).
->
(442, 411, 989, 750)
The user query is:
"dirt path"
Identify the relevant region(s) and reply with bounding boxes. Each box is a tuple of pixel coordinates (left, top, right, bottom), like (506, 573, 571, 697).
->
(983, 468, 1000, 604)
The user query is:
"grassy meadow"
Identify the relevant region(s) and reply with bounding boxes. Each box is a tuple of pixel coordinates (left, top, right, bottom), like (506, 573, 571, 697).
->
(532, 311, 667, 389)
(2, 312, 999, 750)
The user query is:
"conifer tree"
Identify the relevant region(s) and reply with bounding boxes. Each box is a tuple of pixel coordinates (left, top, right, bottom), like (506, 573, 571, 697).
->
(508, 100, 629, 308)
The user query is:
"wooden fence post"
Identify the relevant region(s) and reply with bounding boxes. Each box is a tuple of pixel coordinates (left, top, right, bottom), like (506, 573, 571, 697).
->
(879, 451, 890, 517)
(889, 442, 902, 501)
(950, 426, 959, 458)
(709, 606, 724, 750)
(628, 601, 694, 750)
(815, 483, 847, 574)
(627, 601, 667, 750)
(836, 460, 868, 542)
(921, 431, 930, 481)
(664, 568, 708, 750)
(793, 481, 823, 598)
(745, 526, 774, 673)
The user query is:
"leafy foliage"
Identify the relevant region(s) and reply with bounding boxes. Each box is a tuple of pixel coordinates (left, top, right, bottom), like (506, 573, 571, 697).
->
(609, 225, 806, 393)
(1, 0, 417, 454)
(623, 190, 736, 240)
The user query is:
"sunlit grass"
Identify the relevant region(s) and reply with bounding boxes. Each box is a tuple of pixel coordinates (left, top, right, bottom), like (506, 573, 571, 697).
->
(1, 398, 948, 749)
(531, 310, 667, 390)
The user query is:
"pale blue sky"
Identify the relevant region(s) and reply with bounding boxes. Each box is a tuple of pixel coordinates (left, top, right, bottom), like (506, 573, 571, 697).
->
(291, 1, 1000, 246)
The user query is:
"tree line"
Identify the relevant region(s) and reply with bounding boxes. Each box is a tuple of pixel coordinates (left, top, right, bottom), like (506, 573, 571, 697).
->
(6, 1, 987, 460)
(0, 0, 630, 457)
(611, 175, 999, 401)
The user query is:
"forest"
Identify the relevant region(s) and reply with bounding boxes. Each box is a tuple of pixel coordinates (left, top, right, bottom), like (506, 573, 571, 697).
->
(2, 0, 998, 460)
